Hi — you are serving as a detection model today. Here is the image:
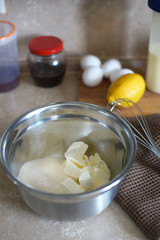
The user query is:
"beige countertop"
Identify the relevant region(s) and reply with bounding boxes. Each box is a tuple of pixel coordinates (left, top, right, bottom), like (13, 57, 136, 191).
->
(0, 60, 147, 240)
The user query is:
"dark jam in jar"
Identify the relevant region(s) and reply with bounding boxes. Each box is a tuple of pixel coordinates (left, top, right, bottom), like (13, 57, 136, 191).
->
(28, 61, 66, 88)
(28, 36, 66, 88)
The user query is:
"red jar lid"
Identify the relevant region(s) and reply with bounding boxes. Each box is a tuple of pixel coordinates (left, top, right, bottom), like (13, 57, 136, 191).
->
(29, 36, 63, 56)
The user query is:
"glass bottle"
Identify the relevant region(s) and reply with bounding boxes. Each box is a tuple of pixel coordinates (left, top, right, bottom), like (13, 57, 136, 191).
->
(146, 0, 160, 94)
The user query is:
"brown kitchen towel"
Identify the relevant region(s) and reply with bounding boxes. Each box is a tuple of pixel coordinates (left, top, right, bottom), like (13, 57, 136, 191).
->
(116, 114, 160, 240)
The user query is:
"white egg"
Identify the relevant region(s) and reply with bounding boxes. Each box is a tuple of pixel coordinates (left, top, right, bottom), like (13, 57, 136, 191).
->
(80, 55, 101, 70)
(101, 59, 122, 78)
(110, 68, 134, 83)
(82, 67, 103, 87)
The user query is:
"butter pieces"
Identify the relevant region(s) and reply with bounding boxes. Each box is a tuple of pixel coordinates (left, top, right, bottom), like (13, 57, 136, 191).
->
(64, 159, 81, 179)
(61, 177, 85, 194)
(90, 166, 110, 189)
(89, 153, 111, 189)
(61, 141, 111, 194)
(79, 168, 93, 189)
(65, 141, 88, 167)
(89, 153, 111, 178)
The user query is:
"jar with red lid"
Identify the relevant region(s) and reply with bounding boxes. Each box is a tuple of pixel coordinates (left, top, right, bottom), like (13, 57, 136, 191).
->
(28, 36, 66, 87)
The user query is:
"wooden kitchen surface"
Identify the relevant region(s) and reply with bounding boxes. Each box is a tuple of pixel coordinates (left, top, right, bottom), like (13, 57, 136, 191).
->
(79, 68, 160, 117)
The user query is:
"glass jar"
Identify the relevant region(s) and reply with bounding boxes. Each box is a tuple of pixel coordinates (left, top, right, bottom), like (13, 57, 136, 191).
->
(146, 0, 160, 94)
(28, 36, 66, 88)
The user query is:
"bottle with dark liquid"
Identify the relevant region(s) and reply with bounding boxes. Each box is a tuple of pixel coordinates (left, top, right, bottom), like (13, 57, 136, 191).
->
(28, 36, 66, 88)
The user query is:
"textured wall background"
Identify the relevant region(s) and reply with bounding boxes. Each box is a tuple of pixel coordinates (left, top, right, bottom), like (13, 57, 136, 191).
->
(1, 0, 151, 61)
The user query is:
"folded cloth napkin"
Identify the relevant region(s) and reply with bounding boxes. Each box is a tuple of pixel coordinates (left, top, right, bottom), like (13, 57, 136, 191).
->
(116, 114, 160, 240)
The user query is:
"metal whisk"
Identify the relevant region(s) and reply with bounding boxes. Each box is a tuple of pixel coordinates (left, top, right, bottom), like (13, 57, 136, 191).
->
(107, 98, 160, 158)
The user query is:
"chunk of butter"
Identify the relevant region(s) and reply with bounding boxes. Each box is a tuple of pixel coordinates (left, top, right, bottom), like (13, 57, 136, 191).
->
(90, 166, 110, 188)
(64, 159, 81, 179)
(65, 142, 88, 167)
(60, 177, 85, 194)
(89, 153, 110, 176)
(89, 153, 101, 166)
(79, 168, 93, 189)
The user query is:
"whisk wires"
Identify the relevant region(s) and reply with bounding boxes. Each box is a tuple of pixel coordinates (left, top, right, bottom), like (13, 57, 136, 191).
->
(107, 98, 160, 158)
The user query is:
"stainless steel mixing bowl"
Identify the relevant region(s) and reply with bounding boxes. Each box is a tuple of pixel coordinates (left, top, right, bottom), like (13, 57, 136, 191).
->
(0, 102, 137, 221)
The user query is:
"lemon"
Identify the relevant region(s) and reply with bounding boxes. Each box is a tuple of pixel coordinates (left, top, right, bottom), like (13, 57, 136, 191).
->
(107, 73, 145, 106)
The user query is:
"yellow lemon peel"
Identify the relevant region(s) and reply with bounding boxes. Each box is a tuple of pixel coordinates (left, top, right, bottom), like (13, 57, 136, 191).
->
(106, 73, 145, 107)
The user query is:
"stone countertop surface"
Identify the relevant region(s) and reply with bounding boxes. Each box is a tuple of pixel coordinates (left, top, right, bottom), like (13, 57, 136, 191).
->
(0, 61, 146, 240)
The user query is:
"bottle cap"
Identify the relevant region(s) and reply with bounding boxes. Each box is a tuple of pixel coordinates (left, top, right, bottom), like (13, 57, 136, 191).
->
(148, 0, 160, 13)
(29, 36, 63, 56)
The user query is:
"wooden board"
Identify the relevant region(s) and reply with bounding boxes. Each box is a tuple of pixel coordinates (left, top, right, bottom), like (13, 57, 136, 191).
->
(79, 68, 160, 117)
